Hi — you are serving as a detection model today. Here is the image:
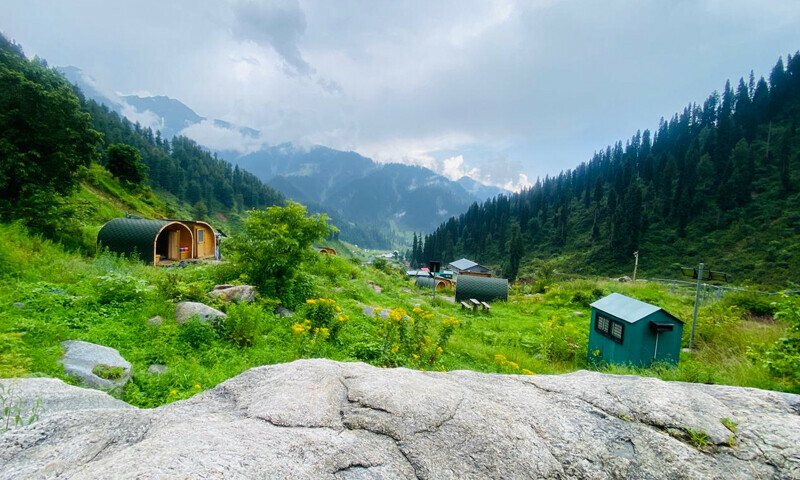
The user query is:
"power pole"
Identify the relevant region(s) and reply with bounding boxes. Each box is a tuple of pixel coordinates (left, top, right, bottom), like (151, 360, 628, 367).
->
(632, 251, 639, 282)
(689, 262, 703, 350)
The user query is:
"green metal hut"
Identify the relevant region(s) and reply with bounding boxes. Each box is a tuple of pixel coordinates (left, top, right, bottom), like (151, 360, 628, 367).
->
(587, 293, 684, 366)
(97, 217, 194, 265)
(454, 275, 508, 303)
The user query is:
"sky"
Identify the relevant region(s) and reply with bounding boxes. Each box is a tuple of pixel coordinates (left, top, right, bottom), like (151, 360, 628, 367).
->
(3, 1, 800, 191)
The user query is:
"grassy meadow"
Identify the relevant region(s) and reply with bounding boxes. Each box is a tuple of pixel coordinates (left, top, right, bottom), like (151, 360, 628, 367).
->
(1, 221, 796, 409)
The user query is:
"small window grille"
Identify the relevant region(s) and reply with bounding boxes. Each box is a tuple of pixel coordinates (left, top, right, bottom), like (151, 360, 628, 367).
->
(595, 313, 624, 344)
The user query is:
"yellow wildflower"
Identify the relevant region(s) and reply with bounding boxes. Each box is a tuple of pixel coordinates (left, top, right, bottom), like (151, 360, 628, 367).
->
(521, 369, 535, 375)
(169, 389, 177, 396)
(494, 354, 507, 363)
(291, 323, 306, 334)
(508, 361, 520, 370)
(391, 345, 399, 354)
(436, 346, 443, 355)
(336, 306, 342, 312)
(412, 354, 419, 360)
(194, 383, 201, 390)
(306, 299, 316, 305)
(412, 307, 423, 315)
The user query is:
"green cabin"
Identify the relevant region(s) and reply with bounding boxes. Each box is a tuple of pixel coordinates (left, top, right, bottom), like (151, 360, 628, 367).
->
(587, 293, 684, 366)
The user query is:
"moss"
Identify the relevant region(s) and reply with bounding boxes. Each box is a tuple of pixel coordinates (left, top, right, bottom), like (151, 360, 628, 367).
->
(92, 364, 126, 380)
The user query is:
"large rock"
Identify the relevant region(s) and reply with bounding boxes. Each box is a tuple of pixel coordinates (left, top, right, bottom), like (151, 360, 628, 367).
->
(174, 301, 227, 324)
(207, 284, 256, 303)
(2, 360, 799, 479)
(59, 340, 131, 390)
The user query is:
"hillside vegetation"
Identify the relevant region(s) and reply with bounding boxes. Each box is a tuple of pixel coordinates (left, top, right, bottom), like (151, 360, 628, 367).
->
(418, 54, 800, 286)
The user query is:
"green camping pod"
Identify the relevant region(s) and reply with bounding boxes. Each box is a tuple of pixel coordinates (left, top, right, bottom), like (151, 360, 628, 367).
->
(587, 292, 684, 367)
(455, 275, 508, 303)
(97, 217, 194, 265)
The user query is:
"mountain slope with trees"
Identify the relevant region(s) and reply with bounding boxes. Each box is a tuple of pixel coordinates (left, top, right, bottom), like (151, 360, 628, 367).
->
(418, 54, 800, 286)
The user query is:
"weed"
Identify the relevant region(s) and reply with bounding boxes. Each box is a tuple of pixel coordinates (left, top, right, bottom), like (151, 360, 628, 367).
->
(92, 364, 126, 380)
(1, 383, 43, 433)
(721, 417, 738, 433)
(686, 428, 712, 451)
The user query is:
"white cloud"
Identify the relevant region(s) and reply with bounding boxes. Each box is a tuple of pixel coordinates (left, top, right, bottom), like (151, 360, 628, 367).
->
(179, 119, 266, 154)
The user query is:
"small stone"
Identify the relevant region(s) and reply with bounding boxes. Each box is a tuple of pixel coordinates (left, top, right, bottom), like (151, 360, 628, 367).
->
(573, 311, 583, 316)
(274, 306, 293, 317)
(12, 302, 25, 309)
(59, 341, 131, 390)
(147, 364, 168, 375)
(207, 285, 256, 303)
(147, 316, 163, 327)
(175, 302, 227, 324)
(369, 282, 383, 293)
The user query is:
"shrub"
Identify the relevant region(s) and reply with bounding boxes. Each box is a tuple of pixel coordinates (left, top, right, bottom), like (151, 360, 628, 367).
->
(178, 318, 217, 349)
(215, 303, 263, 348)
(93, 271, 148, 304)
(722, 291, 778, 317)
(154, 273, 207, 302)
(292, 298, 349, 355)
(375, 306, 459, 369)
(225, 203, 331, 300)
(372, 258, 389, 272)
(754, 294, 800, 384)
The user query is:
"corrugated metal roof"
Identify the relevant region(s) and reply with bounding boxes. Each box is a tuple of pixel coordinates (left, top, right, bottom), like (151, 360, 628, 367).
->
(449, 258, 478, 270)
(590, 293, 663, 324)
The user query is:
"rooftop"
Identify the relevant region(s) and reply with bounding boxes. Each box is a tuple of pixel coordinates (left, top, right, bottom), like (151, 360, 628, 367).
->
(590, 293, 682, 324)
(448, 258, 479, 270)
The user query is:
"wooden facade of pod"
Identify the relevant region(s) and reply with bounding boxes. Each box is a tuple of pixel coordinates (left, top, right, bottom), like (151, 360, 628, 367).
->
(318, 247, 338, 255)
(415, 276, 453, 290)
(97, 217, 217, 265)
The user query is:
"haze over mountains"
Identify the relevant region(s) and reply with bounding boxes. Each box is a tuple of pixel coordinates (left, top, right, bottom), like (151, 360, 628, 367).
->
(59, 66, 507, 235)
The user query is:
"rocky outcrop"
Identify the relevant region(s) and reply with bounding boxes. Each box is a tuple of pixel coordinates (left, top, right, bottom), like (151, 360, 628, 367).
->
(174, 301, 226, 324)
(2, 359, 799, 479)
(59, 340, 131, 389)
(207, 284, 256, 303)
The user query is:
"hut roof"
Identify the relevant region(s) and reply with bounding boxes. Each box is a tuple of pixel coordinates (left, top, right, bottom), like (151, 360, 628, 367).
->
(449, 258, 478, 270)
(590, 293, 683, 324)
(97, 217, 175, 262)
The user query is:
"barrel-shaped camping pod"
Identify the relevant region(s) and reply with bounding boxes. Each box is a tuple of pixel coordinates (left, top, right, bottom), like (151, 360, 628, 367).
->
(415, 276, 453, 290)
(455, 275, 508, 303)
(97, 217, 193, 265)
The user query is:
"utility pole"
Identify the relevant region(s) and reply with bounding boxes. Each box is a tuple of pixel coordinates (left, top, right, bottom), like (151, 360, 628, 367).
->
(689, 262, 703, 350)
(632, 251, 639, 282)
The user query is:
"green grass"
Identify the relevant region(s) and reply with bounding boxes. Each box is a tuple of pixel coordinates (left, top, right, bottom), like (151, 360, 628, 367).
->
(0, 222, 795, 409)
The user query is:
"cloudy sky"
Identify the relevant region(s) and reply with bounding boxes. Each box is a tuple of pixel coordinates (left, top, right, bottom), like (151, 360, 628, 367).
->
(3, 1, 799, 190)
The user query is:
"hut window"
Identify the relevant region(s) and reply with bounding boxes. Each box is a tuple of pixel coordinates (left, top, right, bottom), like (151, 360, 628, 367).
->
(198, 230, 204, 243)
(595, 313, 624, 344)
(596, 315, 610, 334)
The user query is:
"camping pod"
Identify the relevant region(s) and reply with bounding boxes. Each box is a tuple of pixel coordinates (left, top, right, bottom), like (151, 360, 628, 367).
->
(97, 217, 194, 265)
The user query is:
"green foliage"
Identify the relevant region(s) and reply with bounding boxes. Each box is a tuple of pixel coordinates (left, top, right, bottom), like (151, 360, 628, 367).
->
(1, 383, 42, 433)
(105, 143, 147, 185)
(752, 294, 800, 384)
(92, 364, 126, 380)
(372, 257, 389, 272)
(0, 35, 101, 229)
(178, 318, 218, 349)
(722, 291, 779, 317)
(721, 417, 738, 433)
(686, 428, 712, 451)
(225, 202, 331, 307)
(372, 306, 459, 369)
(215, 303, 264, 348)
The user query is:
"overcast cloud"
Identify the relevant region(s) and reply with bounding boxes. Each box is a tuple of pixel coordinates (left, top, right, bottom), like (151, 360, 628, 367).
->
(3, 0, 799, 190)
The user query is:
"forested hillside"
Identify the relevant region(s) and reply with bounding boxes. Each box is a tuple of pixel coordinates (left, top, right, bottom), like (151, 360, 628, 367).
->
(418, 54, 800, 285)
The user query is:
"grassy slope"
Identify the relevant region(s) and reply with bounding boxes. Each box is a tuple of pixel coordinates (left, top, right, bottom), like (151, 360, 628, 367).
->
(0, 221, 793, 410)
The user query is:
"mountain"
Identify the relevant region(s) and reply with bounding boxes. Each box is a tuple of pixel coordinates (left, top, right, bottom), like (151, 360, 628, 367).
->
(236, 145, 498, 232)
(58, 65, 507, 237)
(418, 53, 800, 286)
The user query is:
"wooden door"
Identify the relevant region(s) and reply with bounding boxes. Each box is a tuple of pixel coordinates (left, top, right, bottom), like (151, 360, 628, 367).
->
(195, 228, 204, 257)
(168, 230, 179, 260)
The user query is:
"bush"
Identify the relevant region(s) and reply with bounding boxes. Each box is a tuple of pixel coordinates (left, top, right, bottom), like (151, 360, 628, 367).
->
(215, 303, 263, 348)
(93, 271, 148, 304)
(374, 306, 459, 369)
(372, 258, 389, 272)
(722, 291, 779, 317)
(178, 318, 217, 349)
(291, 298, 350, 356)
(755, 294, 800, 384)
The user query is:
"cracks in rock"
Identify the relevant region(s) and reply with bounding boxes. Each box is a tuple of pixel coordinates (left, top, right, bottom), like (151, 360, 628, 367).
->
(337, 373, 423, 480)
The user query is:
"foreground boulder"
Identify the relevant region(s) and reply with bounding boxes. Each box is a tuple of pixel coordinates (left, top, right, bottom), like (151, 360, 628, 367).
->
(207, 284, 256, 303)
(174, 301, 226, 324)
(2, 360, 798, 479)
(59, 340, 131, 389)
